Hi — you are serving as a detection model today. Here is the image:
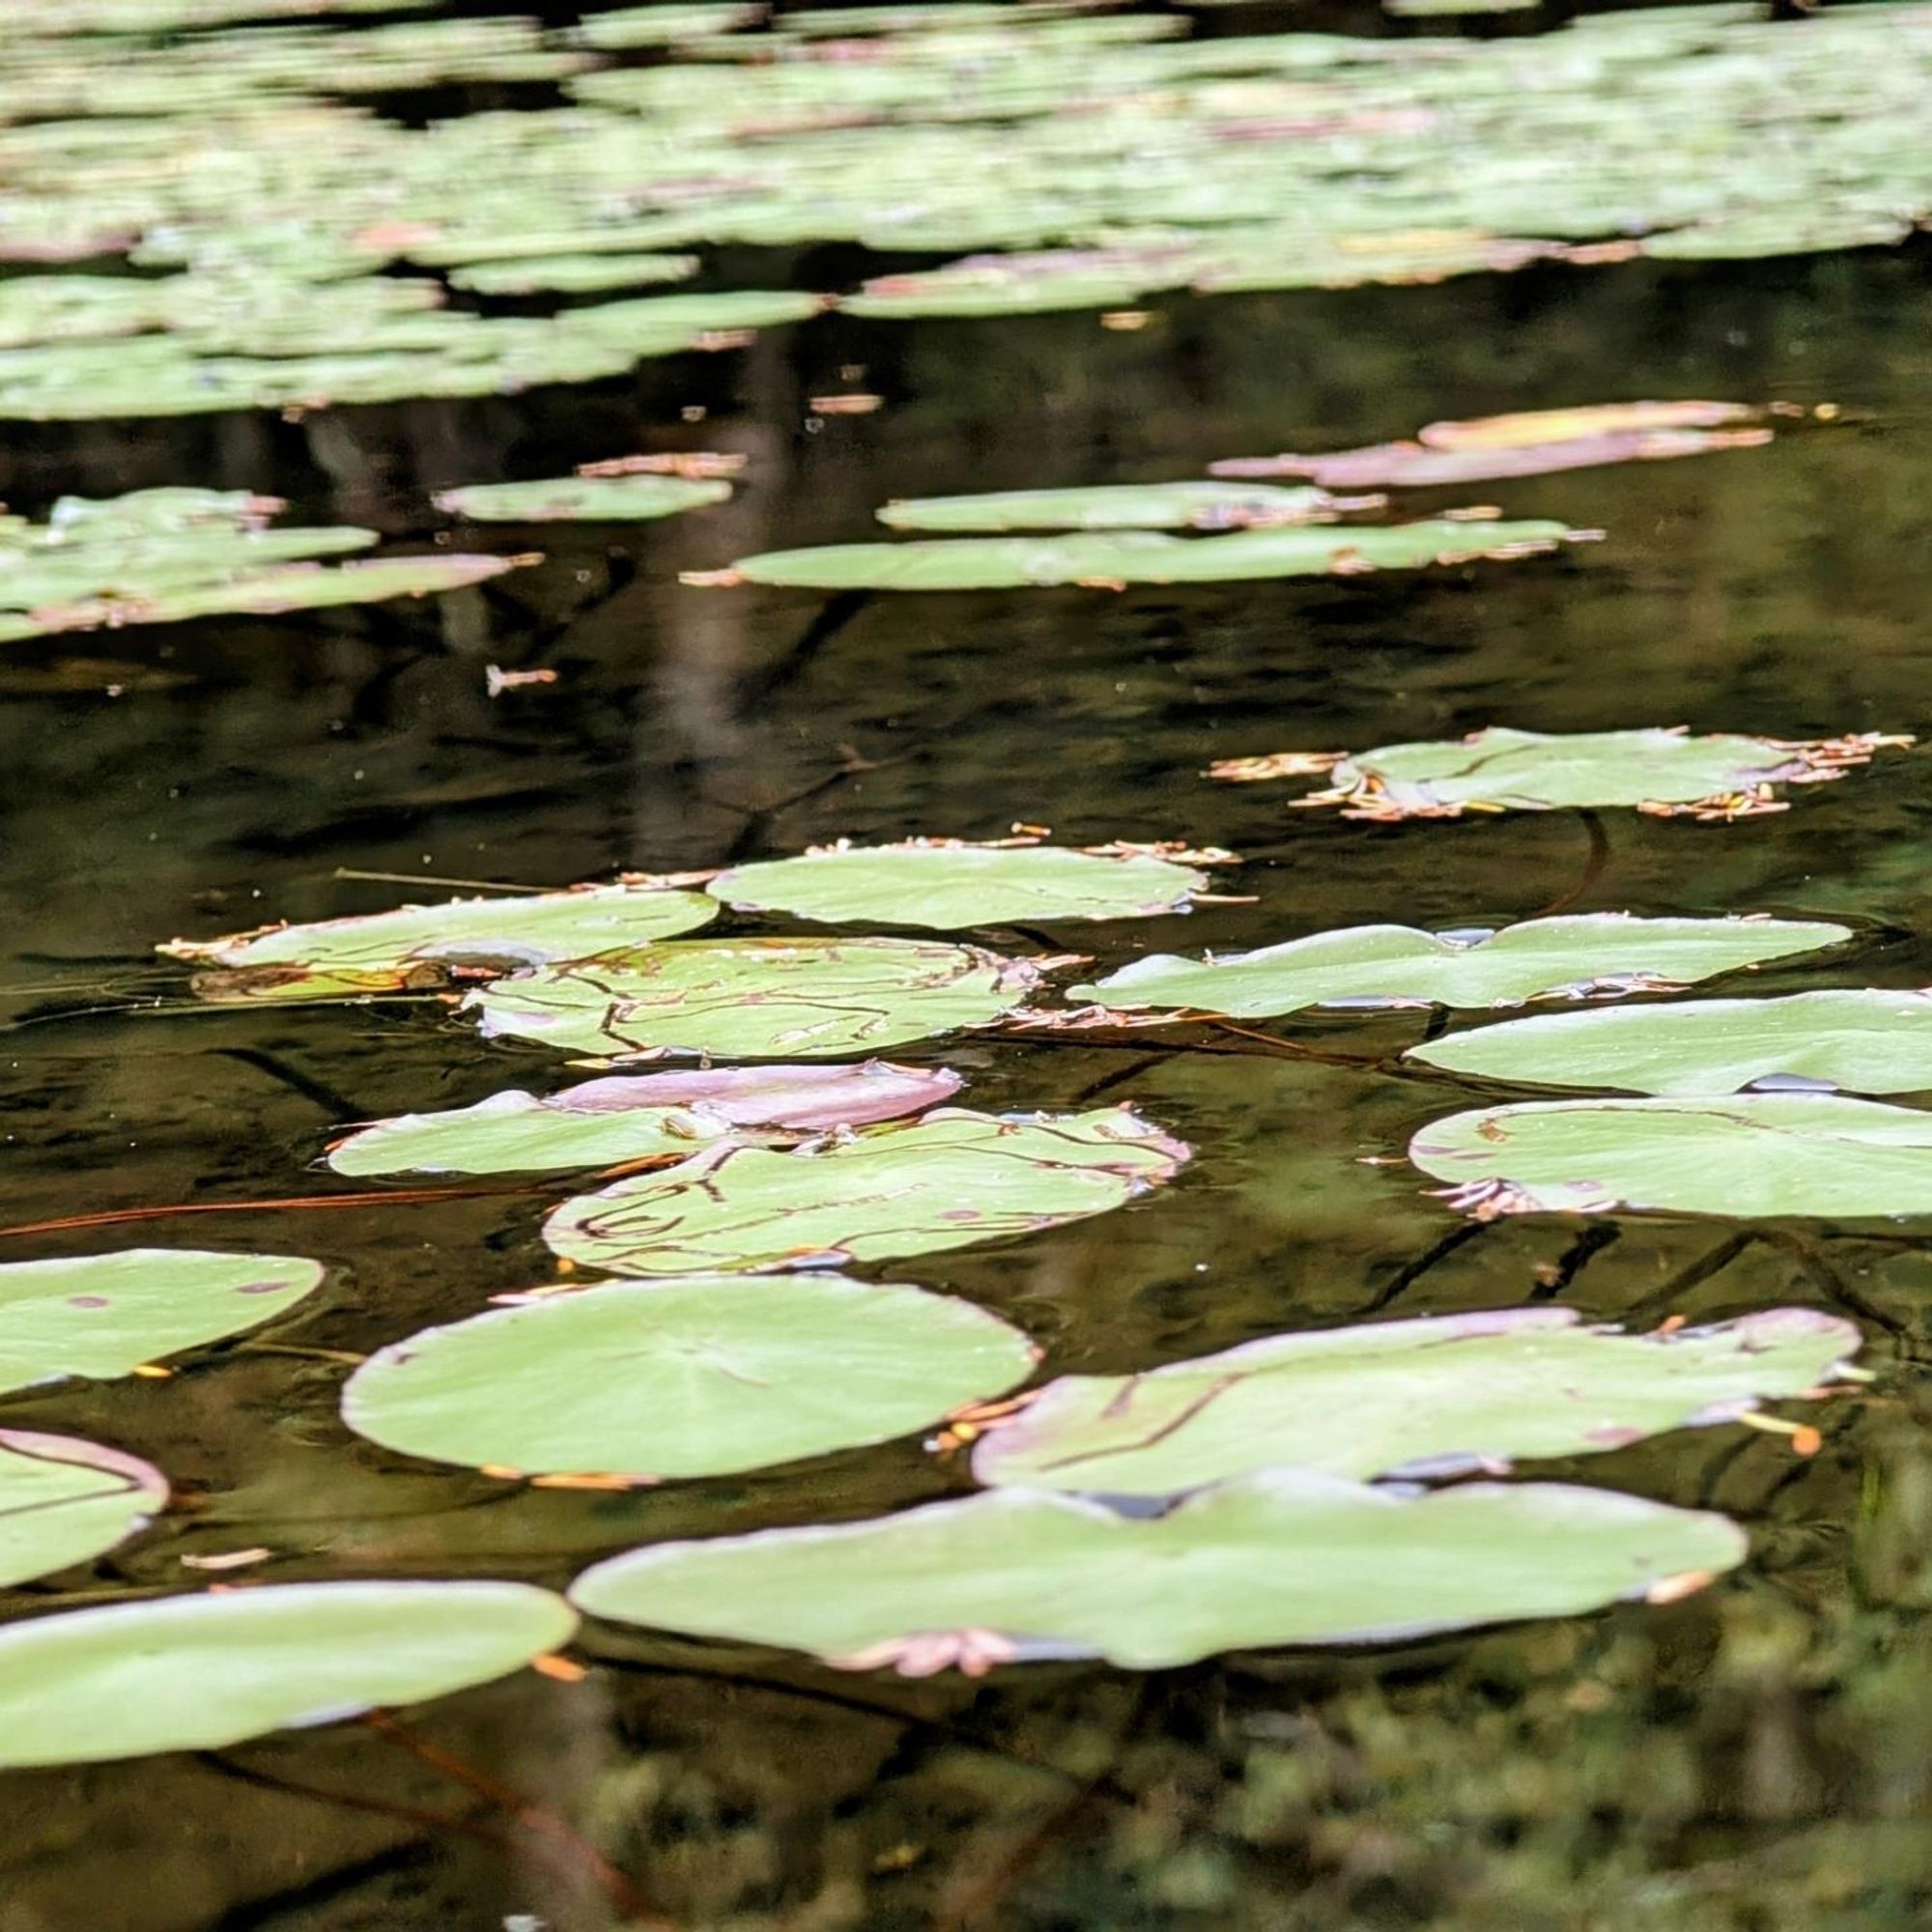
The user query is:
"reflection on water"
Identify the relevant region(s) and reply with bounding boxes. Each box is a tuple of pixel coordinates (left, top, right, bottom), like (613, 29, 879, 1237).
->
(1, 244, 1931, 1926)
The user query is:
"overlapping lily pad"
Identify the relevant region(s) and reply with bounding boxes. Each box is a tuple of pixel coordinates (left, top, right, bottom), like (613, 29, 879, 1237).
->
(543, 1105, 1189, 1275)
(875, 481, 1359, 532)
(343, 1275, 1037, 1479)
(0, 1431, 168, 1587)
(466, 937, 1050, 1061)
(708, 838, 1219, 927)
(0, 1250, 324, 1397)
(327, 1061, 963, 1177)
(1209, 726, 1913, 820)
(568, 1471, 1747, 1672)
(1069, 915, 1848, 1018)
(969, 1307, 1858, 1497)
(0, 1582, 577, 1769)
(433, 473, 730, 524)
(165, 883, 719, 1004)
(1407, 989, 1932, 1096)
(1410, 1095, 1932, 1220)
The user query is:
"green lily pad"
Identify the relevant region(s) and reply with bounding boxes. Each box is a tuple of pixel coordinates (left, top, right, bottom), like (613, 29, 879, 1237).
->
(343, 1275, 1037, 1479)
(708, 839, 1218, 928)
(165, 883, 720, 1004)
(875, 481, 1353, 533)
(1070, 915, 1848, 1019)
(466, 937, 1049, 1061)
(0, 1431, 168, 1587)
(715, 520, 1579, 592)
(568, 1471, 1747, 1672)
(1407, 989, 1932, 1096)
(445, 252, 700, 296)
(0, 1581, 577, 1769)
(327, 1061, 963, 1177)
(433, 473, 730, 524)
(0, 1249, 324, 1397)
(543, 1105, 1189, 1275)
(970, 1306, 1858, 1497)
(1409, 1094, 1932, 1220)
(1209, 726, 1914, 819)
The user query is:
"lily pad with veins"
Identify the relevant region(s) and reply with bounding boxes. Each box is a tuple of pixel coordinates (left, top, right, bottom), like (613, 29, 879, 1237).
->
(0, 1430, 169, 1587)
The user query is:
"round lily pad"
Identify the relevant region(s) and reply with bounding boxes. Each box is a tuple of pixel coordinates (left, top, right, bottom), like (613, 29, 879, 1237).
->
(466, 938, 1048, 1061)
(568, 1471, 1747, 1672)
(165, 883, 719, 1003)
(875, 481, 1349, 532)
(970, 1306, 1859, 1497)
(1410, 1094, 1932, 1220)
(327, 1061, 963, 1177)
(1070, 915, 1848, 1018)
(544, 1105, 1190, 1275)
(1406, 989, 1932, 1096)
(0, 1581, 577, 1770)
(0, 1249, 324, 1397)
(708, 840, 1215, 928)
(0, 1431, 168, 1587)
(342, 1275, 1037, 1479)
(1209, 726, 1913, 820)
(433, 473, 730, 523)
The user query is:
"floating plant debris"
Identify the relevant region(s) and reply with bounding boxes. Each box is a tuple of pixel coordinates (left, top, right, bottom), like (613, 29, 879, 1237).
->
(327, 1061, 963, 1178)
(543, 1105, 1189, 1276)
(1410, 1094, 1932, 1220)
(875, 481, 1361, 532)
(166, 882, 719, 1004)
(0, 1431, 168, 1589)
(1209, 726, 1913, 819)
(1069, 915, 1848, 1018)
(343, 1276, 1037, 1480)
(968, 1307, 1859, 1497)
(707, 838, 1225, 928)
(0, 1250, 324, 1397)
(466, 937, 1052, 1061)
(1407, 989, 1932, 1096)
(568, 1471, 1747, 1673)
(433, 472, 731, 524)
(0, 1582, 577, 1770)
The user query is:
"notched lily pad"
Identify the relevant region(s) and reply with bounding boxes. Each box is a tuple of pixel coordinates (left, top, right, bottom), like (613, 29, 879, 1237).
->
(0, 1430, 169, 1588)
(876, 481, 1367, 533)
(0, 1581, 577, 1769)
(343, 1275, 1037, 1480)
(1209, 725, 1913, 820)
(568, 1471, 1747, 1673)
(543, 1105, 1189, 1276)
(433, 473, 730, 524)
(1069, 915, 1848, 1018)
(969, 1306, 1859, 1497)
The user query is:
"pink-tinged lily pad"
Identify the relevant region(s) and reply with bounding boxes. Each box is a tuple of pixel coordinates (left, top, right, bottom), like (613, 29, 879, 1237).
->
(0, 1430, 169, 1588)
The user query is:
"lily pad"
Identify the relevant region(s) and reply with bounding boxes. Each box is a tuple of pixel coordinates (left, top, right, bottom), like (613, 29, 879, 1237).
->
(0, 1431, 168, 1587)
(165, 883, 720, 1004)
(0, 1581, 577, 1769)
(1069, 915, 1848, 1019)
(342, 1275, 1037, 1479)
(327, 1061, 963, 1177)
(466, 937, 1049, 1061)
(1209, 726, 1913, 820)
(1407, 989, 1932, 1096)
(875, 481, 1355, 533)
(433, 473, 730, 524)
(568, 1471, 1747, 1672)
(708, 838, 1218, 928)
(543, 1105, 1189, 1275)
(446, 252, 701, 296)
(0, 1249, 324, 1397)
(1409, 1094, 1932, 1220)
(970, 1307, 1858, 1497)
(1418, 402, 1758, 450)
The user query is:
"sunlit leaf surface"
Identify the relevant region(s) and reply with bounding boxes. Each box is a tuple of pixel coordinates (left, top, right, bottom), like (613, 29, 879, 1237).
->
(544, 1105, 1189, 1275)
(343, 1275, 1037, 1479)
(569, 1472, 1746, 1672)
(433, 473, 730, 523)
(0, 1431, 168, 1588)
(876, 481, 1353, 532)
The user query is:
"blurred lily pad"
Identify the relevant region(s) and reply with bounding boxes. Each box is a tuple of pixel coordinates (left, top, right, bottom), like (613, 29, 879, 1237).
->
(568, 1471, 1746, 1672)
(0, 1431, 168, 1587)
(970, 1306, 1858, 1496)
(343, 1275, 1037, 1479)
(0, 1581, 577, 1769)
(434, 473, 731, 523)
(544, 1105, 1189, 1275)
(1070, 915, 1847, 1018)
(876, 481, 1354, 532)
(466, 937, 1049, 1061)
(446, 252, 700, 296)
(1210, 726, 1913, 819)
(0, 1249, 324, 1396)
(1410, 1094, 1932, 1219)
(1418, 403, 1758, 449)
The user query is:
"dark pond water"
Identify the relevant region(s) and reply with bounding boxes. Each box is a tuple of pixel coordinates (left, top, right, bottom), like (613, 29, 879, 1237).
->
(3, 240, 1932, 1927)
